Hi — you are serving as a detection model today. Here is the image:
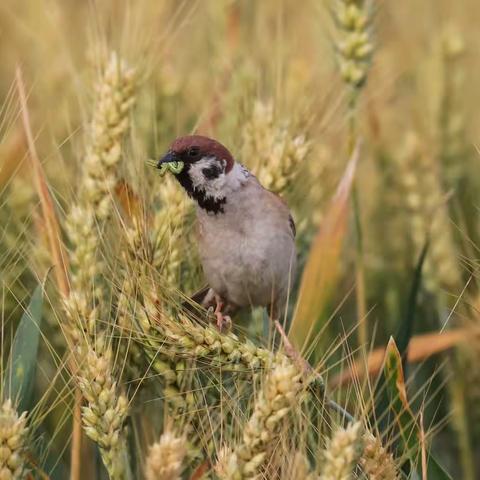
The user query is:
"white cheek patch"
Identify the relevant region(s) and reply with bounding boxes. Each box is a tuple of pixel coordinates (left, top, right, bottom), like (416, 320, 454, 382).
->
(189, 157, 225, 197)
(189, 157, 250, 199)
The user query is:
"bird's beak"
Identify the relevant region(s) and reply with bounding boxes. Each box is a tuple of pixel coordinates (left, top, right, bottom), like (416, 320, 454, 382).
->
(156, 151, 184, 175)
(157, 150, 177, 168)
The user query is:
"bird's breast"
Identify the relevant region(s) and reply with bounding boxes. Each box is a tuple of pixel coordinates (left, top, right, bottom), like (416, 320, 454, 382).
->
(196, 185, 296, 308)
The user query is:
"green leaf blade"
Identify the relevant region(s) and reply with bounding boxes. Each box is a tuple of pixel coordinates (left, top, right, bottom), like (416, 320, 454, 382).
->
(4, 284, 44, 413)
(381, 337, 453, 479)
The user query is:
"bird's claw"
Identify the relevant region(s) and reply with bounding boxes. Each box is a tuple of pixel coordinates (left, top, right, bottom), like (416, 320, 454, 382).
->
(215, 312, 231, 332)
(212, 294, 231, 332)
(206, 305, 231, 331)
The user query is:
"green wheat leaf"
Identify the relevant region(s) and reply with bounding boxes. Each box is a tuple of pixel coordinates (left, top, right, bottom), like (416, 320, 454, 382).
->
(4, 284, 43, 412)
(383, 338, 452, 479)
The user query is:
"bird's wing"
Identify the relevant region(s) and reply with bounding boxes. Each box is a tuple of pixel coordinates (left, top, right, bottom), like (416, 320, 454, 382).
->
(187, 285, 215, 307)
(258, 182, 297, 239)
(288, 214, 296, 238)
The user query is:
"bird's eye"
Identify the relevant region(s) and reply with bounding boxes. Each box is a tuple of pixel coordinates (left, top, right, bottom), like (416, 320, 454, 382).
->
(188, 147, 200, 157)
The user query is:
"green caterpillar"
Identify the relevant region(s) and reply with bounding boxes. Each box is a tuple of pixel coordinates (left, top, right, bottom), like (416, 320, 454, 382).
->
(146, 159, 185, 176)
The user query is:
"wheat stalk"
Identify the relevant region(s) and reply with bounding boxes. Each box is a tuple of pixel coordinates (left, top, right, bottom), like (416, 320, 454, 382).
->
(64, 52, 136, 340)
(331, 0, 374, 348)
(62, 52, 136, 480)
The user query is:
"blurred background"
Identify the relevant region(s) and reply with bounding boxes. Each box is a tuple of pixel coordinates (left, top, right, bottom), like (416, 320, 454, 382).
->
(1, 1, 480, 478)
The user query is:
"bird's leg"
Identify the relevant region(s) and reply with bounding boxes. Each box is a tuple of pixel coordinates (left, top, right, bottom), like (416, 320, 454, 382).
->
(214, 294, 231, 332)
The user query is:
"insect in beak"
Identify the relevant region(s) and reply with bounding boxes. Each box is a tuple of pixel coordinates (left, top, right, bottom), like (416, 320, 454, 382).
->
(146, 151, 184, 176)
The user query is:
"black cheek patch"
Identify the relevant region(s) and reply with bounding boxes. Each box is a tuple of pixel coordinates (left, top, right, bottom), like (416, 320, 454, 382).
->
(202, 164, 222, 180)
(174, 165, 227, 214)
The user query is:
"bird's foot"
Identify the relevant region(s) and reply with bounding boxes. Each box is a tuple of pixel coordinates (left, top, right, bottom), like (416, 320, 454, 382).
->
(214, 294, 231, 332)
(215, 312, 232, 332)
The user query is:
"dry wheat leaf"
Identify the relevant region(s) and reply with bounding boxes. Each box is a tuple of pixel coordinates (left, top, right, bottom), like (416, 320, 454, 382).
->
(289, 143, 359, 353)
(331, 329, 467, 387)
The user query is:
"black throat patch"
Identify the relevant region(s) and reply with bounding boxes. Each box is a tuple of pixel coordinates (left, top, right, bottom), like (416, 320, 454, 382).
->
(175, 167, 227, 214)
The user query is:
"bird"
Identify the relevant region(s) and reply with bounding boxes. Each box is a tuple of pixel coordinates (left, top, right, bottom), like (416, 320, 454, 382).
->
(156, 135, 297, 331)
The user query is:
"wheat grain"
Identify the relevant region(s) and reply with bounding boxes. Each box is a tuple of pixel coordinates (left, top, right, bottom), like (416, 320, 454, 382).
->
(360, 433, 398, 480)
(0, 400, 28, 480)
(439, 26, 468, 188)
(393, 131, 461, 293)
(82, 52, 136, 221)
(289, 451, 315, 480)
(144, 430, 186, 480)
(319, 421, 363, 480)
(242, 100, 310, 196)
(152, 176, 188, 286)
(217, 359, 304, 479)
(65, 52, 136, 339)
(333, 0, 373, 93)
(76, 339, 131, 479)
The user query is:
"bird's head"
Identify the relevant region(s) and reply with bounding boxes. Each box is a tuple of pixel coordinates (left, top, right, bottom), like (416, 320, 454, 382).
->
(157, 135, 246, 214)
(158, 135, 234, 180)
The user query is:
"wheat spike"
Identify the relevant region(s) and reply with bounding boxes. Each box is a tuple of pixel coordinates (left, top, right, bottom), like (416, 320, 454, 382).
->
(319, 421, 363, 480)
(144, 430, 186, 480)
(0, 400, 28, 480)
(217, 359, 304, 479)
(333, 0, 373, 92)
(76, 338, 131, 479)
(360, 433, 398, 480)
(242, 100, 310, 196)
(64, 52, 136, 339)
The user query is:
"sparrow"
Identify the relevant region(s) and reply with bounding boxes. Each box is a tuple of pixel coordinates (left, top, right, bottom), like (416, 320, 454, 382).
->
(156, 135, 297, 330)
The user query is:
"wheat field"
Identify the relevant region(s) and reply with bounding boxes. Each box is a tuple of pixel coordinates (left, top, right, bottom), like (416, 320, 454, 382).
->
(0, 1, 479, 479)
